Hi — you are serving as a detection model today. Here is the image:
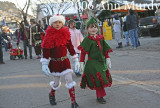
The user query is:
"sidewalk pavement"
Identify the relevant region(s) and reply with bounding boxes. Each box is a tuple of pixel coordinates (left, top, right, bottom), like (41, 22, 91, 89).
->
(0, 37, 160, 108)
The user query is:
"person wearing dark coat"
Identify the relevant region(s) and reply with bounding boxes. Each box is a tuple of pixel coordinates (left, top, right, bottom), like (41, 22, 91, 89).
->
(30, 19, 42, 59)
(1, 30, 8, 51)
(17, 22, 32, 59)
(126, 9, 139, 49)
(0, 32, 5, 64)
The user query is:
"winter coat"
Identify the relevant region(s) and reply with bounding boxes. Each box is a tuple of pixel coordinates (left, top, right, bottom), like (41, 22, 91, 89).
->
(126, 14, 138, 30)
(113, 18, 121, 33)
(69, 28, 83, 53)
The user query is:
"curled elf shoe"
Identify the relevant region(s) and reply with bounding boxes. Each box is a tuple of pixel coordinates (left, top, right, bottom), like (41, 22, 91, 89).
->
(97, 97, 106, 104)
(49, 93, 57, 105)
(71, 102, 80, 108)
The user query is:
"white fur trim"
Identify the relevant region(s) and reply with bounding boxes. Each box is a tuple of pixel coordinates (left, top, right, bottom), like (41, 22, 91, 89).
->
(40, 58, 50, 64)
(50, 81, 61, 90)
(65, 81, 76, 89)
(71, 54, 78, 59)
(51, 69, 73, 76)
(49, 15, 65, 25)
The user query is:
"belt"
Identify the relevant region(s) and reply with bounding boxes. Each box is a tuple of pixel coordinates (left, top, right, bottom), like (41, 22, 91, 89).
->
(51, 56, 68, 61)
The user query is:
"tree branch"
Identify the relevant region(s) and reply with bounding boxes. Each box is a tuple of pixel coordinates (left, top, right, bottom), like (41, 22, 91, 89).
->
(25, 0, 31, 15)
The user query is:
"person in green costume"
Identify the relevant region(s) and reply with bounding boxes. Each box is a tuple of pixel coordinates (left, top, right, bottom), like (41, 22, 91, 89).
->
(78, 17, 113, 104)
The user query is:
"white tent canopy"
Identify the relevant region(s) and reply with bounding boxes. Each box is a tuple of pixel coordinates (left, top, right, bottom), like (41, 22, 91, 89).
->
(37, 2, 78, 25)
(39, 2, 78, 16)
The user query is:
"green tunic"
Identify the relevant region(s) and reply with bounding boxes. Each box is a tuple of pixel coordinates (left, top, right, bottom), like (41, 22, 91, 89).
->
(79, 35, 113, 90)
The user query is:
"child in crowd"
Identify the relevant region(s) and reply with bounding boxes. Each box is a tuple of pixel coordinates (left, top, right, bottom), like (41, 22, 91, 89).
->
(40, 14, 80, 108)
(123, 15, 130, 47)
(78, 17, 113, 104)
(68, 20, 84, 76)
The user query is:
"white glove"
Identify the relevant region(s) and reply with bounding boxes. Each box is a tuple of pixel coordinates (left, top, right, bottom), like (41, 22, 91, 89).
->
(106, 58, 111, 69)
(73, 58, 80, 72)
(4, 39, 8, 43)
(42, 62, 51, 76)
(40, 58, 51, 76)
(79, 62, 84, 72)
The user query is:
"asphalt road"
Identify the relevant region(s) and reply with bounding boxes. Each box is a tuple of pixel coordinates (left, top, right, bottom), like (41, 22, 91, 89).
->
(0, 37, 160, 108)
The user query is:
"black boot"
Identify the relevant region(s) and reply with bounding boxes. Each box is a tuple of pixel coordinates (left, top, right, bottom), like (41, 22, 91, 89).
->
(119, 42, 123, 48)
(138, 40, 140, 46)
(49, 93, 57, 105)
(25, 56, 27, 59)
(71, 102, 80, 108)
(75, 73, 81, 77)
(116, 42, 123, 48)
(97, 97, 106, 104)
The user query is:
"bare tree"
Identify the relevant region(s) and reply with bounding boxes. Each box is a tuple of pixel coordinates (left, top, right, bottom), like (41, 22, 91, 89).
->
(34, 0, 74, 16)
(83, 0, 103, 19)
(14, 0, 31, 39)
(36, 0, 58, 15)
(68, 0, 83, 18)
(16, 0, 31, 26)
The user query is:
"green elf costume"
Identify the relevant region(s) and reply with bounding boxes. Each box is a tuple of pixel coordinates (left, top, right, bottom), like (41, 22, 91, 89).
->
(78, 18, 113, 103)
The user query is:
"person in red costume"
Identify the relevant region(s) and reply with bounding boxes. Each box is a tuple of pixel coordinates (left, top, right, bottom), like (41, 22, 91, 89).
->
(40, 14, 80, 108)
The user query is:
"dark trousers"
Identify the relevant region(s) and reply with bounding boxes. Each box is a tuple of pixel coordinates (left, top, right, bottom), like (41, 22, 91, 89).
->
(23, 40, 32, 58)
(34, 45, 41, 55)
(2, 40, 8, 51)
(0, 43, 4, 62)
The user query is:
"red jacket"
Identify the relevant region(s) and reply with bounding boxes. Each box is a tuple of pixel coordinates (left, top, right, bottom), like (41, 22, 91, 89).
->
(41, 26, 76, 76)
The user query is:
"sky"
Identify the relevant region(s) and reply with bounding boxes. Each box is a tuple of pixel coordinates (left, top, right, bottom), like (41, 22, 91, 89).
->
(0, 0, 155, 16)
(0, 0, 38, 15)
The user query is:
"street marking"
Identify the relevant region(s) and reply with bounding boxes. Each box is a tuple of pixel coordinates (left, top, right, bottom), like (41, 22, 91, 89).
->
(112, 75, 160, 95)
(0, 74, 43, 79)
(111, 70, 160, 74)
(0, 72, 160, 95)
(0, 82, 81, 90)
(0, 83, 49, 89)
(0, 83, 67, 89)
(0, 70, 159, 80)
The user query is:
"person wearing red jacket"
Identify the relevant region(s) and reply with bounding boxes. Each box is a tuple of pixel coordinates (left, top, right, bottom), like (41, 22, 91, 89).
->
(40, 14, 80, 108)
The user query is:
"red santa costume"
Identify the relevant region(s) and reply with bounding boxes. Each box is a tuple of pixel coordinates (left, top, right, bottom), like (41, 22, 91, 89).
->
(40, 15, 80, 108)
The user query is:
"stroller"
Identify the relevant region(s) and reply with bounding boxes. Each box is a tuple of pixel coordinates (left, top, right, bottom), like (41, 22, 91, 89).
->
(9, 45, 24, 60)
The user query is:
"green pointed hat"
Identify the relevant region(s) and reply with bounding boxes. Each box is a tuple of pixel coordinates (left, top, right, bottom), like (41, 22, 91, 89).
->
(68, 19, 75, 23)
(86, 17, 97, 28)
